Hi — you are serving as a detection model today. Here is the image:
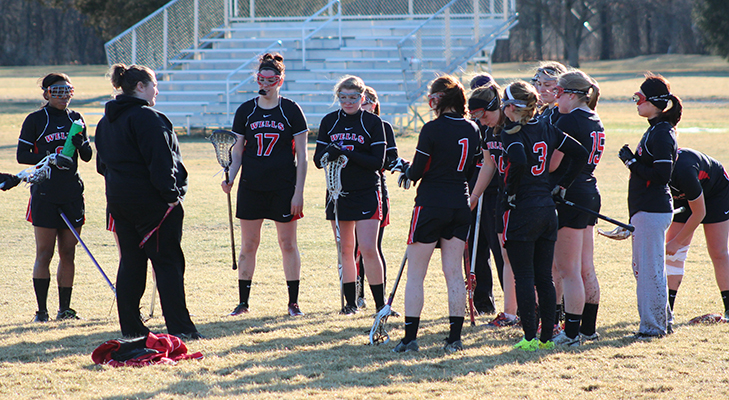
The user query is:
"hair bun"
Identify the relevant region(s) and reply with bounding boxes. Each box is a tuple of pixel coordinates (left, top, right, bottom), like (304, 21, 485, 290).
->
(274, 54, 283, 61)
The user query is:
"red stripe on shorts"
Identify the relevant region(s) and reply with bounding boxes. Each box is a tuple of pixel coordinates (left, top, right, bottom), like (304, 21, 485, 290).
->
(407, 206, 422, 245)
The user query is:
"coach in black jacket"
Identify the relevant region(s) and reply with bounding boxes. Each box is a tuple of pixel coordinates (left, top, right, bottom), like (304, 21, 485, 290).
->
(95, 63, 201, 340)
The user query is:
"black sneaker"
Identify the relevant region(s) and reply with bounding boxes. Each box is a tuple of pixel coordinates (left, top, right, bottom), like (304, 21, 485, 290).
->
(174, 332, 205, 341)
(393, 339, 419, 352)
(288, 303, 304, 317)
(229, 302, 249, 316)
(33, 310, 49, 323)
(56, 308, 80, 320)
(341, 304, 358, 316)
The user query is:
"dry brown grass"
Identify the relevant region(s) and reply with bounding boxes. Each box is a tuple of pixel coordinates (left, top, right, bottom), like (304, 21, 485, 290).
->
(0, 55, 727, 399)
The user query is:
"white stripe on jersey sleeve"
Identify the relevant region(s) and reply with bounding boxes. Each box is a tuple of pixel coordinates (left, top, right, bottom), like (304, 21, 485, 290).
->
(416, 148, 430, 157)
(18, 138, 34, 146)
(505, 141, 524, 152)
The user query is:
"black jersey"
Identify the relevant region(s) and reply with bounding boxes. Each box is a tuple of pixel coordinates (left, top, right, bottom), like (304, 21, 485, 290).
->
(380, 120, 399, 200)
(554, 108, 605, 192)
(537, 105, 560, 125)
(314, 109, 386, 192)
(17, 105, 87, 203)
(232, 96, 308, 191)
(670, 148, 729, 202)
(407, 113, 481, 209)
(627, 119, 677, 216)
(501, 119, 588, 209)
(471, 123, 502, 195)
(483, 125, 507, 192)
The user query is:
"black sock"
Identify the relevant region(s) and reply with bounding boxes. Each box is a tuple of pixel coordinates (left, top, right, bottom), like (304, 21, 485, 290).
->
(58, 287, 73, 311)
(404, 316, 420, 343)
(369, 284, 385, 310)
(343, 282, 356, 307)
(239, 280, 252, 304)
(668, 289, 678, 311)
(448, 316, 465, 343)
(33, 278, 50, 312)
(564, 312, 581, 339)
(287, 280, 299, 304)
(721, 290, 729, 313)
(555, 303, 564, 325)
(580, 303, 599, 336)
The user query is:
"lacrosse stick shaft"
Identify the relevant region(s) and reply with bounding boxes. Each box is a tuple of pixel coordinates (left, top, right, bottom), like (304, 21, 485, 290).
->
(334, 200, 344, 311)
(385, 251, 408, 306)
(466, 196, 483, 326)
(57, 209, 116, 296)
(149, 271, 157, 317)
(369, 251, 408, 345)
(557, 198, 635, 232)
(225, 170, 238, 270)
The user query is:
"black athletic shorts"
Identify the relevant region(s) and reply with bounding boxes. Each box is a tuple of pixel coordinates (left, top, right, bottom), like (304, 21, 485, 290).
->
(27, 195, 84, 229)
(407, 206, 472, 244)
(673, 189, 729, 224)
(557, 191, 600, 229)
(326, 187, 382, 222)
(503, 206, 558, 244)
(237, 185, 302, 222)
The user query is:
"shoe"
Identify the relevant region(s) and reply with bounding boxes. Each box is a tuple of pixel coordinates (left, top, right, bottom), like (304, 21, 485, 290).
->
(513, 337, 539, 351)
(341, 305, 358, 316)
(393, 339, 419, 353)
(288, 303, 304, 317)
(229, 302, 249, 316)
(579, 332, 600, 342)
(626, 331, 664, 341)
(487, 312, 519, 327)
(443, 339, 463, 354)
(376, 305, 400, 318)
(539, 340, 555, 350)
(553, 331, 580, 347)
(33, 310, 49, 323)
(56, 308, 80, 321)
(725, 309, 729, 321)
(356, 297, 367, 310)
(174, 331, 205, 341)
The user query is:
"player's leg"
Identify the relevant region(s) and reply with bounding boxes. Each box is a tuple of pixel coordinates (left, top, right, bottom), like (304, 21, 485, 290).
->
(703, 220, 729, 316)
(275, 219, 303, 316)
(487, 233, 519, 327)
(665, 221, 690, 311)
(553, 227, 585, 341)
(400, 241, 436, 347)
(231, 218, 263, 314)
(506, 239, 538, 341)
(55, 227, 79, 319)
(32, 226, 57, 322)
(579, 226, 600, 339)
(334, 220, 359, 311)
(440, 236, 467, 348)
(533, 236, 557, 343)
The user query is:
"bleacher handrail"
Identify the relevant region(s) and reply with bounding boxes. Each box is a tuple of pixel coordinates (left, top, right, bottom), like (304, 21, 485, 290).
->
(301, 0, 342, 68)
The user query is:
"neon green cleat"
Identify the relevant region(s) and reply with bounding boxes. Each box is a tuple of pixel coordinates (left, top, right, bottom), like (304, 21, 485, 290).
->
(539, 340, 555, 350)
(514, 337, 539, 351)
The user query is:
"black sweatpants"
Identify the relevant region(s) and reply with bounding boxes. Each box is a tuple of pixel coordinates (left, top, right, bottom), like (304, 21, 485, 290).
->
(109, 201, 197, 337)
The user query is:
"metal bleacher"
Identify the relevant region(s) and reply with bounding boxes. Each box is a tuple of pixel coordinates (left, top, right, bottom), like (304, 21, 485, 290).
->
(105, 0, 518, 133)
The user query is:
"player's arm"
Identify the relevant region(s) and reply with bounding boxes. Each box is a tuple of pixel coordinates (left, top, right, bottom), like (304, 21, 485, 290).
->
(666, 193, 706, 255)
(17, 117, 45, 166)
(73, 117, 93, 163)
(625, 129, 674, 185)
(469, 149, 497, 209)
(666, 166, 705, 255)
(314, 118, 334, 169)
(291, 132, 308, 216)
(555, 134, 588, 189)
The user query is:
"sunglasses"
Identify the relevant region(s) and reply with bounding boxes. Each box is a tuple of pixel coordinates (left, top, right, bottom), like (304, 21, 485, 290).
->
(338, 93, 362, 104)
(257, 73, 281, 86)
(47, 84, 74, 99)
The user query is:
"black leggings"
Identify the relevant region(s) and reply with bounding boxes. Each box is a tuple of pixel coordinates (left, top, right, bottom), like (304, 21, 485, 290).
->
(505, 238, 556, 342)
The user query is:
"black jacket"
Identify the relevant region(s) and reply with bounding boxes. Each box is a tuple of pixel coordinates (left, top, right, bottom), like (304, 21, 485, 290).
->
(95, 95, 187, 204)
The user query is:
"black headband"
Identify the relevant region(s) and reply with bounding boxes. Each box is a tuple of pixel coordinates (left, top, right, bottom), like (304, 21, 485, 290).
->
(469, 96, 500, 112)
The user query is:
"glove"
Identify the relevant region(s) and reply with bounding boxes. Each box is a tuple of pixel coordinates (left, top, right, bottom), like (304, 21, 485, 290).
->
(397, 172, 411, 189)
(388, 157, 410, 173)
(597, 226, 631, 240)
(0, 174, 21, 191)
(72, 134, 93, 160)
(503, 193, 516, 210)
(618, 144, 636, 167)
(71, 133, 85, 149)
(323, 142, 343, 161)
(551, 185, 566, 201)
(49, 153, 73, 170)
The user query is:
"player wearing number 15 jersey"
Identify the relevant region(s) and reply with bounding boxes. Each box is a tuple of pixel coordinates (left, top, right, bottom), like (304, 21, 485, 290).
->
(223, 53, 308, 318)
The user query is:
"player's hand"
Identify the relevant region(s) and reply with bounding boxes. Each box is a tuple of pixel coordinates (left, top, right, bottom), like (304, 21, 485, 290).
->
(551, 185, 566, 201)
(388, 157, 410, 173)
(290, 190, 304, 216)
(221, 180, 234, 194)
(398, 172, 411, 189)
(0, 174, 20, 191)
(323, 142, 343, 160)
(71, 133, 84, 149)
(618, 144, 636, 167)
(666, 239, 682, 256)
(49, 153, 73, 170)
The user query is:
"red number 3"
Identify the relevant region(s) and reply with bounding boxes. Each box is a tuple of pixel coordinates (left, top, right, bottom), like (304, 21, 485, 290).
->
(531, 141, 547, 176)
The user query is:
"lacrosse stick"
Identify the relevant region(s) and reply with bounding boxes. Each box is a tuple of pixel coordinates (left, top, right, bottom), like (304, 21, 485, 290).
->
(555, 197, 635, 232)
(8, 155, 53, 188)
(149, 271, 157, 318)
(370, 251, 408, 345)
(57, 209, 116, 296)
(598, 206, 687, 240)
(466, 195, 483, 326)
(210, 130, 239, 270)
(323, 154, 348, 311)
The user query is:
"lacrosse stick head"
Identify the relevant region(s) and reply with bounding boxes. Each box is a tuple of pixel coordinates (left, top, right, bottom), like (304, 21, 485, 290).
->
(209, 130, 237, 170)
(324, 155, 348, 201)
(597, 226, 631, 240)
(16, 155, 52, 186)
(369, 305, 391, 345)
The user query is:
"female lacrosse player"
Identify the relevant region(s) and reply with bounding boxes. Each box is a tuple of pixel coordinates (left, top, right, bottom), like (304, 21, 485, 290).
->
(355, 86, 399, 310)
(391, 75, 481, 353)
(534, 62, 567, 125)
(17, 73, 92, 323)
(500, 81, 588, 351)
(618, 73, 681, 338)
(665, 148, 729, 318)
(222, 53, 308, 317)
(314, 75, 386, 315)
(550, 70, 605, 346)
(95, 63, 201, 339)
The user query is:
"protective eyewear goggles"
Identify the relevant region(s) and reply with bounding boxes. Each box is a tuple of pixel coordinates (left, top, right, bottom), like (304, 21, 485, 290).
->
(536, 67, 559, 81)
(338, 93, 362, 104)
(554, 86, 588, 98)
(632, 91, 670, 105)
(257, 73, 281, 86)
(45, 84, 74, 99)
(362, 98, 375, 106)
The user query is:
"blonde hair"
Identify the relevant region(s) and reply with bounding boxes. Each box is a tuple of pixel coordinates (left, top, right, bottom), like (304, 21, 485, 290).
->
(334, 75, 366, 95)
(503, 81, 539, 131)
(557, 70, 600, 110)
(363, 86, 380, 115)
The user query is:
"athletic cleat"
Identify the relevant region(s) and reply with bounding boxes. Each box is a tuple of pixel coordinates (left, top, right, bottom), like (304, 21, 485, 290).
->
(539, 340, 555, 350)
(487, 312, 519, 327)
(514, 337, 539, 351)
(626, 331, 664, 341)
(553, 331, 581, 347)
(56, 308, 79, 321)
(443, 339, 464, 354)
(579, 332, 600, 342)
(341, 305, 358, 316)
(33, 310, 49, 323)
(725, 310, 729, 321)
(356, 297, 367, 310)
(288, 303, 304, 317)
(173, 331, 205, 341)
(393, 339, 419, 353)
(229, 302, 249, 316)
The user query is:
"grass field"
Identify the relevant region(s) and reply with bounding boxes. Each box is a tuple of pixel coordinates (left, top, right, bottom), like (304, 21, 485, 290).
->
(0, 55, 728, 399)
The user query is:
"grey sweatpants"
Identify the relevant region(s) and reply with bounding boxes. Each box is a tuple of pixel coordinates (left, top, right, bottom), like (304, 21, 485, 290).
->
(630, 211, 673, 336)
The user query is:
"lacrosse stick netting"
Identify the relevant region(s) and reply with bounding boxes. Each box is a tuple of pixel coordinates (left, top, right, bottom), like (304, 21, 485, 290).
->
(16, 155, 53, 186)
(323, 154, 348, 310)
